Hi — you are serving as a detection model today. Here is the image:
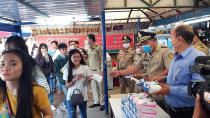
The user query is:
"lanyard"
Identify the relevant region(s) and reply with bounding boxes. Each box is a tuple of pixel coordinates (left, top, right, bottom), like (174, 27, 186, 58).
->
(5, 95, 14, 118)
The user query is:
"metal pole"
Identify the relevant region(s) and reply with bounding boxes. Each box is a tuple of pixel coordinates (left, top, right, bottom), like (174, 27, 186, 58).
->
(19, 25, 23, 37)
(101, 10, 108, 115)
(137, 18, 141, 31)
(17, 21, 23, 37)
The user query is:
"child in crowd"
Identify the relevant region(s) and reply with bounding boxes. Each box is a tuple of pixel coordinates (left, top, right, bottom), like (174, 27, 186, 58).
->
(0, 49, 53, 118)
(63, 49, 92, 118)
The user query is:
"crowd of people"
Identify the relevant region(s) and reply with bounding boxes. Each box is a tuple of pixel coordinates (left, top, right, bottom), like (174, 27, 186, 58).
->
(0, 24, 209, 118)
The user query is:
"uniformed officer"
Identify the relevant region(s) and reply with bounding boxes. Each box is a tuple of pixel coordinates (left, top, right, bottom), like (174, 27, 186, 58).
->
(110, 31, 174, 111)
(87, 34, 105, 111)
(193, 29, 209, 56)
(111, 32, 173, 78)
(116, 35, 135, 93)
(133, 37, 147, 93)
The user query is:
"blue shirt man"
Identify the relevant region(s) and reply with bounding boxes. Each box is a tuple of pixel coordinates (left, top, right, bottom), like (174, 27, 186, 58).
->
(152, 25, 206, 118)
(166, 46, 205, 107)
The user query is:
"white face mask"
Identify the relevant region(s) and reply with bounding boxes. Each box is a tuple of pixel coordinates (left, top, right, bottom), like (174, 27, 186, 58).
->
(70, 45, 75, 49)
(136, 48, 142, 54)
(123, 43, 130, 49)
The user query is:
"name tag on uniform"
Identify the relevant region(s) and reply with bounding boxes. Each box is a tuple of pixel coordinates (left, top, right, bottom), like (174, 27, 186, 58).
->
(125, 75, 132, 78)
(121, 61, 126, 68)
(142, 60, 149, 65)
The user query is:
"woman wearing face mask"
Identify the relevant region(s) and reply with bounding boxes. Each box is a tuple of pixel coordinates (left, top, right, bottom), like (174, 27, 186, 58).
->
(35, 43, 56, 111)
(116, 35, 136, 94)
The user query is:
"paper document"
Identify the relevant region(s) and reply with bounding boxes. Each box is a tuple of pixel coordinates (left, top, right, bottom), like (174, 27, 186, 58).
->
(60, 62, 69, 74)
(90, 74, 103, 82)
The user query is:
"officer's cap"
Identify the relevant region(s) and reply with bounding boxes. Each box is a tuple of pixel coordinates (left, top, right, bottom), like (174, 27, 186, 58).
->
(122, 35, 132, 43)
(137, 36, 153, 45)
(137, 31, 156, 38)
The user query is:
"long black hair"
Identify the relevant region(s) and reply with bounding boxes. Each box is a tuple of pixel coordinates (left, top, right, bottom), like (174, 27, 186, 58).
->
(38, 43, 48, 55)
(5, 36, 29, 54)
(67, 49, 85, 82)
(5, 36, 37, 67)
(31, 44, 38, 57)
(0, 49, 34, 118)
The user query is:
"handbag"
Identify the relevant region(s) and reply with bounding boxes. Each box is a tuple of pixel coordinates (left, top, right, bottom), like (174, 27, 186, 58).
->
(70, 89, 84, 106)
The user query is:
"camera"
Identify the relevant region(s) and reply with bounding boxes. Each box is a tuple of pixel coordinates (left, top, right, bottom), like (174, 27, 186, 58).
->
(188, 56, 210, 110)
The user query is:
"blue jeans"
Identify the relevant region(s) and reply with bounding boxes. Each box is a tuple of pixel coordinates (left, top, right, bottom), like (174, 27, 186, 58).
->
(53, 78, 57, 91)
(47, 76, 54, 105)
(61, 85, 68, 106)
(56, 77, 63, 91)
(67, 101, 87, 118)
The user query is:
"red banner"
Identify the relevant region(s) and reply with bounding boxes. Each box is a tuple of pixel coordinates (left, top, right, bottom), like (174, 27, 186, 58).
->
(36, 34, 133, 51)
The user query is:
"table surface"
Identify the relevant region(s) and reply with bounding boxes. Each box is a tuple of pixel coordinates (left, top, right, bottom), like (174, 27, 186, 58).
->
(109, 98, 170, 118)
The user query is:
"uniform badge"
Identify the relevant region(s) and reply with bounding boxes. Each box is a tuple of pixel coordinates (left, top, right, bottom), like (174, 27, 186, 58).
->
(123, 36, 127, 40)
(168, 52, 174, 58)
(138, 32, 142, 37)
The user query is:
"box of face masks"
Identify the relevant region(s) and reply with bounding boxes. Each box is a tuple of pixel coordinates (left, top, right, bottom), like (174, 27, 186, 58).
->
(121, 93, 157, 118)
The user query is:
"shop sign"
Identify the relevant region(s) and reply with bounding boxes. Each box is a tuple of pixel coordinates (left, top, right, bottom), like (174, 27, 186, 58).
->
(37, 34, 133, 51)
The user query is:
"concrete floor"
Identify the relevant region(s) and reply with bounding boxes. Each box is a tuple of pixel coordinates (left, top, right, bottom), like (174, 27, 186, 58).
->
(52, 83, 121, 118)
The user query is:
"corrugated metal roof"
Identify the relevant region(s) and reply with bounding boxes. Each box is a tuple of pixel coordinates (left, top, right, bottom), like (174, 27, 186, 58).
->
(0, 0, 208, 25)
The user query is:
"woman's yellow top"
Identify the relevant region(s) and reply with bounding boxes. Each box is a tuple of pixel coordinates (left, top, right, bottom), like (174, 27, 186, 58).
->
(0, 85, 50, 118)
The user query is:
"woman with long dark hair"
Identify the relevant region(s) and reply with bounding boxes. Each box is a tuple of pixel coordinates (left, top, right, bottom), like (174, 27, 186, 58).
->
(0, 49, 53, 118)
(35, 43, 56, 110)
(31, 44, 39, 58)
(63, 49, 92, 118)
(5, 36, 50, 95)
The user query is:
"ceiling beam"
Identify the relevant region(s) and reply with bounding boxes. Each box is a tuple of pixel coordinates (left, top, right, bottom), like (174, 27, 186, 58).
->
(153, 7, 210, 26)
(105, 17, 148, 21)
(0, 16, 18, 23)
(16, 0, 48, 17)
(140, 0, 151, 6)
(105, 10, 138, 13)
(200, 0, 209, 7)
(139, 9, 152, 21)
(174, 0, 177, 6)
(146, 8, 164, 18)
(172, 8, 181, 14)
(152, 0, 161, 6)
(105, 6, 203, 10)
(127, 9, 133, 23)
(124, 0, 127, 7)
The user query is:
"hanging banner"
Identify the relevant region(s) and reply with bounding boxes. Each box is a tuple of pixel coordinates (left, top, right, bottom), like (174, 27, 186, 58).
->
(36, 34, 133, 51)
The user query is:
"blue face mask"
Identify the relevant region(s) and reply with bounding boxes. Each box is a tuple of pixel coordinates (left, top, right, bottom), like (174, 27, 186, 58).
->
(142, 45, 152, 53)
(167, 40, 174, 50)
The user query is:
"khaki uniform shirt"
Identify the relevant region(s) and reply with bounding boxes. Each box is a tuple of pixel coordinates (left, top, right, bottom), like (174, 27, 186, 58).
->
(117, 48, 135, 70)
(133, 53, 147, 78)
(193, 40, 209, 56)
(88, 44, 103, 72)
(134, 43, 174, 78)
